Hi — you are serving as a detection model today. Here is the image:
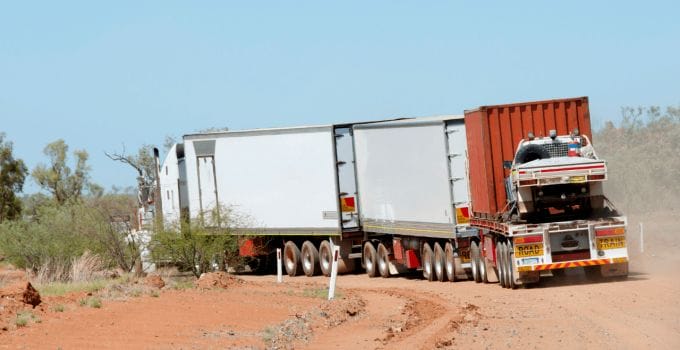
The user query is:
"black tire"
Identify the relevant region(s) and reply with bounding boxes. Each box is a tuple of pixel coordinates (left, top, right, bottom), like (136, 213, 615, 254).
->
(433, 243, 446, 282)
(551, 268, 565, 277)
(422, 243, 434, 281)
(496, 242, 506, 288)
(301, 241, 320, 277)
(470, 241, 481, 283)
(318, 240, 332, 277)
(444, 242, 457, 282)
(377, 243, 391, 278)
(478, 242, 488, 283)
(514, 144, 550, 164)
(504, 242, 516, 289)
(338, 256, 357, 274)
(363, 242, 378, 278)
(283, 241, 301, 277)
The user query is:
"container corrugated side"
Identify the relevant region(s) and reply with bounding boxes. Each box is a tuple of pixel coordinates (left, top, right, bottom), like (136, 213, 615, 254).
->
(464, 97, 592, 217)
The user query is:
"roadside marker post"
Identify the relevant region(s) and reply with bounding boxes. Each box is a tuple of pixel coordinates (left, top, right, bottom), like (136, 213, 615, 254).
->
(328, 246, 340, 300)
(276, 248, 283, 283)
(640, 222, 644, 254)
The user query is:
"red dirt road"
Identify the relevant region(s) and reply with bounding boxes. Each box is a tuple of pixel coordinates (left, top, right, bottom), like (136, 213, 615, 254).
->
(1, 211, 678, 349)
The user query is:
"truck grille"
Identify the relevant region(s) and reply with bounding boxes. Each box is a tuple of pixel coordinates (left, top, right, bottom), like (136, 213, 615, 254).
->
(542, 143, 569, 158)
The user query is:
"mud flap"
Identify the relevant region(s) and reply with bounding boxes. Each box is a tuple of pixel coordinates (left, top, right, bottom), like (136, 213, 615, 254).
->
(519, 271, 540, 284)
(482, 257, 499, 283)
(331, 236, 357, 274)
(454, 256, 469, 280)
(600, 262, 628, 278)
(388, 261, 409, 275)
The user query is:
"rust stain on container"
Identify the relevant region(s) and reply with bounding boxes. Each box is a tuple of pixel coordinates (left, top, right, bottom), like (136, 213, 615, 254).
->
(464, 97, 592, 218)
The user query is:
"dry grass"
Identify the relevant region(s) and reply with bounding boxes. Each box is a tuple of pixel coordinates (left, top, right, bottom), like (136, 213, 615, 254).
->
(70, 251, 104, 282)
(37, 279, 109, 296)
(31, 251, 105, 284)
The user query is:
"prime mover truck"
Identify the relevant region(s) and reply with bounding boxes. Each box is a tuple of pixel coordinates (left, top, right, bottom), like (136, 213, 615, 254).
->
(158, 96, 629, 288)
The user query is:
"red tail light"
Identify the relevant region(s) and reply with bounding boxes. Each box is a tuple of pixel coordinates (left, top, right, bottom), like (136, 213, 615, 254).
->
(588, 174, 606, 181)
(514, 235, 543, 244)
(596, 227, 625, 237)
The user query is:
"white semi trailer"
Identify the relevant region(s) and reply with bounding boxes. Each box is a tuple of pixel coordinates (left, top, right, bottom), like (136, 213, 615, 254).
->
(159, 123, 381, 275)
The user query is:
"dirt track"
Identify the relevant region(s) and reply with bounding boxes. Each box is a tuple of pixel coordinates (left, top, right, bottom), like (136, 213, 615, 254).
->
(1, 212, 679, 349)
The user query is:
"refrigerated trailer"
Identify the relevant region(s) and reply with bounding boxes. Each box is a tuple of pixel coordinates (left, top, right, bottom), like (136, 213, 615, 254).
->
(158, 122, 398, 275)
(351, 116, 478, 281)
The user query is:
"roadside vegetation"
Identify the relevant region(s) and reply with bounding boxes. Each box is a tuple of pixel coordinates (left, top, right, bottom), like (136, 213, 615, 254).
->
(150, 206, 245, 278)
(594, 105, 680, 214)
(0, 138, 143, 287)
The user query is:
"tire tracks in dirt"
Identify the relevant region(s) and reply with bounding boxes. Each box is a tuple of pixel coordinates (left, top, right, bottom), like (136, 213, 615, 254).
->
(297, 286, 482, 350)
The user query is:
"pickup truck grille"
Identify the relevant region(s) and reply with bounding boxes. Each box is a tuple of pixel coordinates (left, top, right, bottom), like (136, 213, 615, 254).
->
(542, 143, 569, 158)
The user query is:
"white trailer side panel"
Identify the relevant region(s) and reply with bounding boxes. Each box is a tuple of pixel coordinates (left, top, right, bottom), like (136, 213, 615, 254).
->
(159, 144, 181, 226)
(354, 120, 456, 237)
(184, 127, 340, 233)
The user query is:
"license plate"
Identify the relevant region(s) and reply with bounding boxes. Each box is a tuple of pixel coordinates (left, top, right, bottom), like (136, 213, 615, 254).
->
(521, 257, 540, 265)
(459, 248, 470, 262)
(597, 236, 626, 250)
(515, 244, 544, 258)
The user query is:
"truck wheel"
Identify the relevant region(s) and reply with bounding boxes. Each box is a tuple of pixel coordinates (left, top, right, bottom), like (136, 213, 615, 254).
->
(377, 243, 391, 278)
(478, 244, 488, 283)
(318, 240, 332, 277)
(422, 243, 434, 281)
(363, 242, 378, 278)
(496, 242, 506, 288)
(283, 241, 301, 277)
(301, 241, 320, 277)
(433, 242, 446, 282)
(504, 242, 517, 289)
(444, 242, 457, 282)
(514, 144, 551, 164)
(470, 241, 481, 283)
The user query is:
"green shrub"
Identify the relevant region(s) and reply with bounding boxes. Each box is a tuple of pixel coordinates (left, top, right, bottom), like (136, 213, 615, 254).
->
(0, 194, 142, 282)
(150, 206, 243, 278)
(88, 297, 102, 308)
(15, 311, 38, 327)
(15, 314, 29, 327)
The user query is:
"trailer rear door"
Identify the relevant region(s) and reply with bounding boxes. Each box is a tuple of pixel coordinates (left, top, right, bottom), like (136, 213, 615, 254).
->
(334, 126, 360, 230)
(445, 120, 471, 225)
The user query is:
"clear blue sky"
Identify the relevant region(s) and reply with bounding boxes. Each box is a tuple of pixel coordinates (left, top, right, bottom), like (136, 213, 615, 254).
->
(1, 1, 678, 193)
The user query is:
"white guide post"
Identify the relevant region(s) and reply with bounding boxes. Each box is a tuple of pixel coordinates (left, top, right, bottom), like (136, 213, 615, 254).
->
(639, 222, 644, 254)
(328, 246, 340, 300)
(276, 248, 283, 283)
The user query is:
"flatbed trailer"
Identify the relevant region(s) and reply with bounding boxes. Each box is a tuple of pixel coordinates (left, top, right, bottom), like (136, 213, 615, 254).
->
(462, 97, 629, 287)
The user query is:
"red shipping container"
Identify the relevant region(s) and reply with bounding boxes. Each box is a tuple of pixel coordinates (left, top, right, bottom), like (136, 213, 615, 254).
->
(464, 97, 592, 218)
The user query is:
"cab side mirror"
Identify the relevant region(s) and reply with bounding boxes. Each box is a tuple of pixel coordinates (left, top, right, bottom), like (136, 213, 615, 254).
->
(503, 160, 513, 169)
